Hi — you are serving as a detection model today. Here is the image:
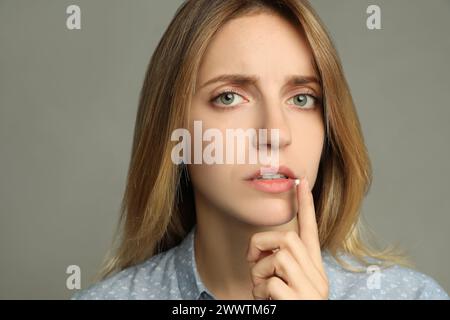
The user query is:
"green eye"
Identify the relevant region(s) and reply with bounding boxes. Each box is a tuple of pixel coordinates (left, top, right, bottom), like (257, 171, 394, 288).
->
(289, 94, 316, 109)
(212, 91, 245, 108)
(219, 92, 235, 105)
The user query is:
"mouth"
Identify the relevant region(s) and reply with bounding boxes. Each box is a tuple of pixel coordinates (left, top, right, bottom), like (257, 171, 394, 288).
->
(244, 166, 298, 194)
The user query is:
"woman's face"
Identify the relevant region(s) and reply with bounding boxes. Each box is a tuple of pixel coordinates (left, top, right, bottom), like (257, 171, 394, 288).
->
(188, 12, 324, 226)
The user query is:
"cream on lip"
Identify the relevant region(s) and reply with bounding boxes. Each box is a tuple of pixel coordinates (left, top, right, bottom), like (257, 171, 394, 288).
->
(246, 165, 298, 181)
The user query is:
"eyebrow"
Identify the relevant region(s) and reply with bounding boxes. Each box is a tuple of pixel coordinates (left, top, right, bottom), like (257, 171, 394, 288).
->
(199, 73, 321, 90)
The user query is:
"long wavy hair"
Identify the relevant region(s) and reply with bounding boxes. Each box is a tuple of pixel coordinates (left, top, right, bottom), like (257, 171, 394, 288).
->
(97, 0, 410, 280)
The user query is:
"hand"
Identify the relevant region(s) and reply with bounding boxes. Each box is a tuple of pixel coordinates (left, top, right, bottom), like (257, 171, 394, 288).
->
(246, 177, 329, 300)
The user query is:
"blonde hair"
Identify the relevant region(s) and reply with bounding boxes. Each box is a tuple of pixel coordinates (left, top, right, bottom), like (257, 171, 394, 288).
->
(98, 0, 411, 280)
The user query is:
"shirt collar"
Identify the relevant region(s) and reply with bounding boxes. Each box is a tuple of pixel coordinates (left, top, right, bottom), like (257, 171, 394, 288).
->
(174, 224, 216, 300)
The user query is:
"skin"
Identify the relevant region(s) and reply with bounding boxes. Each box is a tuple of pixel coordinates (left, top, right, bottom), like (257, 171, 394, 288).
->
(187, 12, 328, 299)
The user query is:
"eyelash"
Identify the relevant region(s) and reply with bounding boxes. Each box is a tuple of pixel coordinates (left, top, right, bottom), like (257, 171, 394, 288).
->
(209, 89, 321, 110)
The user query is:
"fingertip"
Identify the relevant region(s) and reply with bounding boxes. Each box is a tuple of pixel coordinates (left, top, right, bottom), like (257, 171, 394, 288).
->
(299, 176, 306, 191)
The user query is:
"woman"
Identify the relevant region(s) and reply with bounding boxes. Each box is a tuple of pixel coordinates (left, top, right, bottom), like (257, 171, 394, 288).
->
(73, 0, 449, 300)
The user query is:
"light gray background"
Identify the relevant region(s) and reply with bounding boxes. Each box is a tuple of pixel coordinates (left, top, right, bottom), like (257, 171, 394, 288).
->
(0, 0, 449, 299)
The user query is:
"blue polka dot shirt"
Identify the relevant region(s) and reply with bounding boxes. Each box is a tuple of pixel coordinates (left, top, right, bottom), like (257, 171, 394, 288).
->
(72, 224, 449, 300)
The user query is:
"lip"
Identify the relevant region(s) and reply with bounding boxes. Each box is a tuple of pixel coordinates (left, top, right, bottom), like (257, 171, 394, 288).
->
(244, 165, 298, 180)
(244, 165, 297, 194)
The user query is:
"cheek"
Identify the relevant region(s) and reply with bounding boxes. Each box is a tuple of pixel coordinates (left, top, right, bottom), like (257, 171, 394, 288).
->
(292, 114, 325, 163)
(188, 163, 227, 187)
(187, 164, 234, 205)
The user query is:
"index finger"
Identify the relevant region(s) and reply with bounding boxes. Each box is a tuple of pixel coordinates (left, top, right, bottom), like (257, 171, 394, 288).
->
(297, 177, 323, 270)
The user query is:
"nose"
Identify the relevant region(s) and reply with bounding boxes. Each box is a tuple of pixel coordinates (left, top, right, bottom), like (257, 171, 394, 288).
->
(253, 97, 292, 151)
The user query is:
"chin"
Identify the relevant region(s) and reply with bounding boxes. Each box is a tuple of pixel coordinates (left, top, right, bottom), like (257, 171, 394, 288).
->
(236, 201, 296, 226)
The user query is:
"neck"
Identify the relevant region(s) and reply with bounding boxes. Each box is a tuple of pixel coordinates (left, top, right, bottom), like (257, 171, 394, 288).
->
(193, 191, 299, 300)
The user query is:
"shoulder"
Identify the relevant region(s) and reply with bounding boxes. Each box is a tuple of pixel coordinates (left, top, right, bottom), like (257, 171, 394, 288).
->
(324, 252, 449, 300)
(71, 247, 179, 300)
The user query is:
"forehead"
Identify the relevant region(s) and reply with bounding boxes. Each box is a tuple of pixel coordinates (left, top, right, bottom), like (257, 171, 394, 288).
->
(197, 12, 317, 85)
